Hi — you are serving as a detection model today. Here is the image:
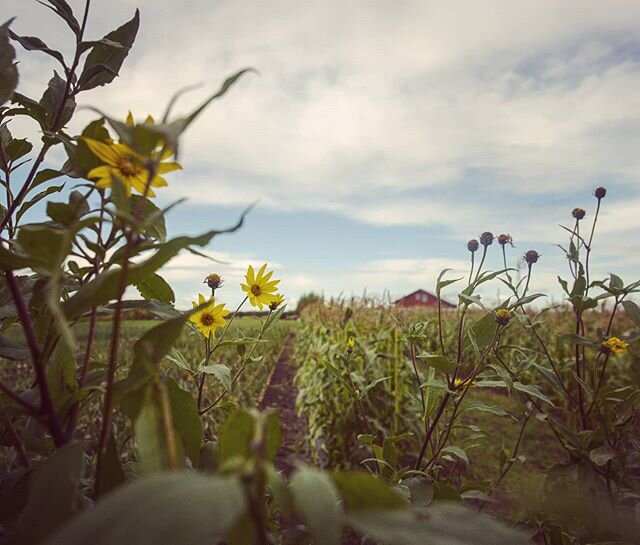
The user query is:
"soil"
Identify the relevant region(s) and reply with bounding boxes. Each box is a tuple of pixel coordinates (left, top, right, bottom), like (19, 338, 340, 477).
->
(258, 333, 309, 475)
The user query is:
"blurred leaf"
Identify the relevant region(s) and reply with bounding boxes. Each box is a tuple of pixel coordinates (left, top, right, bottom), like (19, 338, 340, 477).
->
(96, 433, 126, 496)
(589, 444, 616, 467)
(290, 466, 342, 545)
(441, 445, 469, 466)
(17, 223, 71, 273)
(9, 31, 66, 69)
(16, 442, 84, 544)
(166, 377, 202, 466)
(416, 353, 457, 372)
(16, 184, 65, 223)
(332, 472, 405, 511)
(77, 10, 139, 91)
(463, 401, 510, 418)
(346, 503, 528, 545)
(130, 195, 167, 241)
(359, 376, 390, 399)
(0, 332, 29, 360)
(622, 300, 640, 329)
(43, 473, 246, 545)
(219, 410, 254, 465)
(263, 411, 281, 463)
(135, 273, 175, 305)
(513, 381, 554, 406)
(0, 19, 18, 105)
(199, 364, 231, 392)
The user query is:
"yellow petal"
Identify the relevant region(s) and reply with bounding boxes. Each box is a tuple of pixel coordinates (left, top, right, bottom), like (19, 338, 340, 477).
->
(82, 138, 120, 165)
(87, 165, 113, 180)
(157, 162, 182, 174)
(246, 266, 255, 285)
(256, 263, 268, 280)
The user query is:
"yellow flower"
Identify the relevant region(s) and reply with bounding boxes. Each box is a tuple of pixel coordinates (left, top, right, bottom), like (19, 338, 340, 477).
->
(241, 264, 280, 310)
(268, 293, 285, 311)
(347, 337, 355, 353)
(190, 294, 228, 338)
(453, 377, 474, 390)
(600, 336, 629, 355)
(495, 308, 512, 326)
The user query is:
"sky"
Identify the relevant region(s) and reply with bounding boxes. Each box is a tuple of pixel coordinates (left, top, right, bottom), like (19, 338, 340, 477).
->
(7, 0, 640, 310)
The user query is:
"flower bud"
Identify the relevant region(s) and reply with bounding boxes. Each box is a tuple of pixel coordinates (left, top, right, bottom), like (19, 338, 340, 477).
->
(204, 273, 223, 290)
(480, 232, 494, 247)
(467, 239, 479, 252)
(594, 187, 607, 199)
(495, 308, 512, 326)
(524, 250, 539, 265)
(572, 208, 585, 220)
(497, 233, 512, 246)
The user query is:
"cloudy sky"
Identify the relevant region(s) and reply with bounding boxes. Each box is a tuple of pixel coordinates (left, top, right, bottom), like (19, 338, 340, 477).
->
(8, 0, 640, 309)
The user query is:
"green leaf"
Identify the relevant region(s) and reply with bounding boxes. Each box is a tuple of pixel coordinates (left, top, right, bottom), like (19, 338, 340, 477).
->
(346, 503, 528, 545)
(77, 10, 140, 91)
(199, 364, 232, 392)
(441, 445, 469, 466)
(0, 19, 18, 105)
(43, 473, 246, 545)
(16, 184, 65, 223)
(263, 411, 281, 463)
(416, 353, 457, 372)
(589, 444, 616, 467)
(219, 410, 254, 465)
(135, 273, 175, 305)
(358, 376, 390, 399)
(463, 401, 510, 418)
(9, 31, 67, 70)
(0, 332, 29, 360)
(622, 300, 640, 329)
(290, 467, 342, 545)
(16, 443, 84, 544)
(96, 433, 126, 496)
(332, 472, 405, 511)
(17, 223, 71, 273)
(166, 377, 202, 466)
(39, 71, 76, 128)
(436, 268, 463, 295)
(5, 137, 33, 162)
(63, 217, 247, 320)
(38, 1, 81, 37)
(467, 313, 498, 356)
(513, 382, 554, 406)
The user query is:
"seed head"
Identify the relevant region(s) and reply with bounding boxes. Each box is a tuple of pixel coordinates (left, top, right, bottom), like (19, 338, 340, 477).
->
(204, 273, 223, 290)
(495, 308, 512, 326)
(467, 239, 479, 253)
(497, 233, 513, 246)
(594, 187, 607, 200)
(524, 250, 540, 265)
(480, 232, 494, 247)
(572, 208, 586, 220)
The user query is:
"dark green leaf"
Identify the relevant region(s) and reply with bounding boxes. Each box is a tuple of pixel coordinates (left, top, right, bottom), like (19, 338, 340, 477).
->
(622, 300, 640, 329)
(16, 184, 65, 223)
(5, 138, 33, 162)
(16, 442, 84, 544)
(9, 31, 67, 69)
(332, 471, 405, 511)
(199, 364, 231, 392)
(77, 10, 139, 91)
(39, 71, 76, 128)
(0, 332, 29, 360)
(290, 467, 342, 545)
(43, 473, 246, 545)
(513, 382, 554, 406)
(166, 377, 202, 465)
(219, 410, 254, 465)
(96, 433, 126, 496)
(416, 353, 457, 372)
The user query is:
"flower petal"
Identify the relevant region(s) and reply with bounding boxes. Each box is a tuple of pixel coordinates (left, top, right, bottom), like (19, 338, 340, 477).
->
(83, 138, 121, 165)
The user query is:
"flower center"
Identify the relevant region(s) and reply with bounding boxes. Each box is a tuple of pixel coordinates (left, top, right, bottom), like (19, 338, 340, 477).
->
(200, 312, 215, 326)
(251, 284, 262, 296)
(118, 157, 140, 177)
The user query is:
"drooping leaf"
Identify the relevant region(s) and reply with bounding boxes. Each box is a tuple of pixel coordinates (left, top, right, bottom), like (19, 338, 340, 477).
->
(9, 31, 67, 69)
(199, 364, 232, 392)
(290, 467, 342, 545)
(622, 300, 640, 329)
(43, 473, 246, 545)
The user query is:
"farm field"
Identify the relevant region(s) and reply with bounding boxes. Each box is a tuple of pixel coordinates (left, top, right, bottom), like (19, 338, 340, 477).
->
(2, 1, 640, 545)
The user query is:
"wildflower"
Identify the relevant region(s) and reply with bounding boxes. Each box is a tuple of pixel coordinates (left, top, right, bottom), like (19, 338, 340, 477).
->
(594, 187, 607, 200)
(268, 293, 285, 311)
(524, 250, 540, 265)
(347, 337, 355, 353)
(190, 294, 228, 338)
(83, 138, 181, 197)
(241, 264, 280, 310)
(204, 273, 223, 291)
(495, 308, 512, 326)
(572, 208, 586, 220)
(467, 239, 479, 253)
(600, 336, 629, 355)
(453, 377, 474, 390)
(497, 234, 513, 246)
(480, 232, 494, 247)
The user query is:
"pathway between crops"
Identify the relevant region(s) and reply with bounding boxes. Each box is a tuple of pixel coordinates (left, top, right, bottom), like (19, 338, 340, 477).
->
(258, 333, 308, 475)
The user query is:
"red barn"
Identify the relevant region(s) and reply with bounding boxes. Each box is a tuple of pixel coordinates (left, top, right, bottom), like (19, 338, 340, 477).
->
(394, 289, 456, 309)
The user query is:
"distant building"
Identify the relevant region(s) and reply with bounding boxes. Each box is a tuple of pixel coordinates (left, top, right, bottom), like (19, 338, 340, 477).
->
(394, 289, 456, 309)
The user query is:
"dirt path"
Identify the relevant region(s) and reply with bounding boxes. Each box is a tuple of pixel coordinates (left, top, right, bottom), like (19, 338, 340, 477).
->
(258, 333, 308, 475)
